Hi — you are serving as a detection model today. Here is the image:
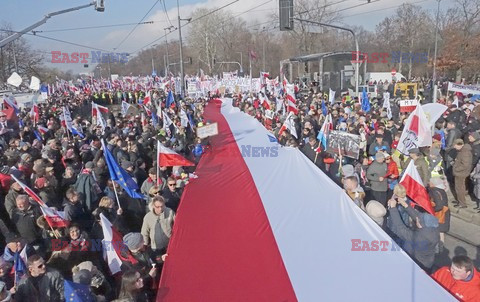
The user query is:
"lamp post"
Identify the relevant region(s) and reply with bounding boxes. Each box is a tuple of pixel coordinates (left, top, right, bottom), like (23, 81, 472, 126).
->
(176, 0, 191, 98)
(150, 44, 157, 76)
(432, 0, 441, 103)
(164, 26, 175, 77)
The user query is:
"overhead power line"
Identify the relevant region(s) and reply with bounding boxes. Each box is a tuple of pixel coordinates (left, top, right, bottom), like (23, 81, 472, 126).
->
(31, 21, 155, 33)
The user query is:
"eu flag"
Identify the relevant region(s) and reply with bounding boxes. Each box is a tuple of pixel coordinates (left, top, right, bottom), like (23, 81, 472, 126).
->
(166, 90, 175, 108)
(321, 98, 328, 116)
(361, 87, 371, 113)
(64, 280, 94, 302)
(101, 140, 144, 199)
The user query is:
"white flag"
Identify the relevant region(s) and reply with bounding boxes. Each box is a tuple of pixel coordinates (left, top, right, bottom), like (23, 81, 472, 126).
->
(278, 112, 297, 138)
(397, 104, 432, 155)
(100, 214, 122, 275)
(329, 89, 336, 105)
(121, 101, 131, 117)
(382, 92, 392, 119)
(7, 72, 22, 87)
(163, 110, 173, 136)
(180, 109, 189, 128)
(29, 76, 41, 91)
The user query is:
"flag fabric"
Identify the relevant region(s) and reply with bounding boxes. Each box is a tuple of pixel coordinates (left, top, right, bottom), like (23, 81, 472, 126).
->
(142, 91, 151, 106)
(187, 113, 195, 132)
(30, 104, 39, 123)
(396, 104, 432, 155)
(361, 87, 370, 112)
(92, 103, 107, 130)
(61, 106, 73, 128)
(328, 89, 335, 105)
(37, 125, 48, 134)
(11, 174, 46, 206)
(33, 130, 43, 142)
(151, 110, 159, 128)
(166, 91, 175, 108)
(452, 96, 459, 108)
(157, 98, 454, 302)
(101, 140, 144, 199)
(70, 125, 85, 139)
(14, 246, 27, 283)
(321, 98, 328, 116)
(99, 213, 137, 275)
(141, 113, 147, 127)
(40, 205, 69, 228)
(64, 280, 94, 302)
(121, 101, 131, 117)
(400, 161, 435, 215)
(180, 109, 189, 128)
(163, 111, 173, 137)
(278, 112, 297, 138)
(382, 92, 392, 119)
(249, 50, 258, 61)
(285, 94, 298, 114)
(157, 141, 194, 167)
(317, 114, 333, 149)
(259, 93, 271, 110)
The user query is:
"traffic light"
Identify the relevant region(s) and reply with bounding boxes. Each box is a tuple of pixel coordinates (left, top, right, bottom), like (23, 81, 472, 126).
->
(95, 0, 105, 12)
(279, 0, 293, 31)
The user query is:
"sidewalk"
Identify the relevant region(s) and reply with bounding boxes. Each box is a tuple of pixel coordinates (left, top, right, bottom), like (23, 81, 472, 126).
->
(448, 215, 480, 247)
(446, 189, 480, 226)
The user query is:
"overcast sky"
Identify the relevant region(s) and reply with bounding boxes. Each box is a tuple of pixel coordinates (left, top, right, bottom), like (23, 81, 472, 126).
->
(0, 0, 456, 74)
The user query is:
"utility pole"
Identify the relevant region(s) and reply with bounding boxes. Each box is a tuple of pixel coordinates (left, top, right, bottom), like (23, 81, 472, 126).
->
(164, 26, 175, 77)
(432, 0, 441, 103)
(177, 0, 185, 97)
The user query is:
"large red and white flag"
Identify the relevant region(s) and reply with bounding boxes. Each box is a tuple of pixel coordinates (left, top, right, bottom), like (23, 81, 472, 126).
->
(157, 141, 194, 167)
(11, 175, 46, 207)
(397, 104, 432, 155)
(37, 125, 48, 134)
(157, 98, 453, 302)
(92, 103, 107, 129)
(100, 213, 137, 275)
(143, 91, 151, 106)
(278, 112, 297, 138)
(399, 161, 435, 214)
(40, 205, 69, 228)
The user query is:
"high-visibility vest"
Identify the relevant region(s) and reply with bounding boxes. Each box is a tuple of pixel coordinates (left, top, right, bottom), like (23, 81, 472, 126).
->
(426, 158, 443, 178)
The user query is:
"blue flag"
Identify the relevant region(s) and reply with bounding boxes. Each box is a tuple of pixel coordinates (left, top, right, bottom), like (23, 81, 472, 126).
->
(321, 98, 328, 116)
(187, 113, 195, 131)
(166, 90, 175, 108)
(101, 140, 144, 199)
(33, 130, 43, 142)
(64, 280, 94, 302)
(361, 87, 370, 113)
(151, 110, 158, 128)
(14, 251, 26, 283)
(70, 126, 85, 139)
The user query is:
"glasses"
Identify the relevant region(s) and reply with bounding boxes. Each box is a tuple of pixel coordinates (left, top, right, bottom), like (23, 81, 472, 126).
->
(168, 183, 176, 187)
(36, 263, 45, 269)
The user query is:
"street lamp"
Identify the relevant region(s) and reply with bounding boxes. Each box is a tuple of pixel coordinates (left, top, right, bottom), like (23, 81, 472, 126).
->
(0, 1, 104, 48)
(176, 0, 192, 98)
(164, 26, 176, 77)
(150, 44, 158, 76)
(432, 0, 441, 103)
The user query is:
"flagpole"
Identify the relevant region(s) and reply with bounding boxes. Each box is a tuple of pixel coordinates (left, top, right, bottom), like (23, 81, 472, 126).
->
(63, 108, 70, 140)
(156, 141, 160, 186)
(112, 181, 122, 210)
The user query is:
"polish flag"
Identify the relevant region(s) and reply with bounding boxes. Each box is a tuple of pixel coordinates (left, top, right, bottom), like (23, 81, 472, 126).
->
(285, 94, 298, 115)
(92, 102, 109, 117)
(259, 94, 270, 110)
(141, 113, 148, 127)
(37, 125, 48, 134)
(100, 213, 138, 275)
(40, 205, 69, 228)
(157, 141, 194, 167)
(11, 174, 46, 207)
(399, 161, 434, 215)
(278, 111, 297, 138)
(143, 92, 151, 106)
(30, 104, 39, 123)
(396, 104, 432, 155)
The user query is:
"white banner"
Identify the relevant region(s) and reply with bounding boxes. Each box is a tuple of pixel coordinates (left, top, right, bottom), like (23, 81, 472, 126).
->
(196, 123, 219, 139)
(447, 82, 480, 95)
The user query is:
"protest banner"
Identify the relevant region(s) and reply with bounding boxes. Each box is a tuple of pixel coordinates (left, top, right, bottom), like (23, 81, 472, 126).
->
(399, 99, 418, 113)
(447, 82, 480, 96)
(326, 131, 361, 159)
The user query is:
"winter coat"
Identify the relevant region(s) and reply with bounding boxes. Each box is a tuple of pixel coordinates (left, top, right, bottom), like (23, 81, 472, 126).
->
(470, 140, 480, 169)
(368, 141, 390, 156)
(161, 188, 183, 212)
(366, 161, 388, 192)
(141, 207, 175, 251)
(446, 128, 462, 150)
(16, 268, 65, 302)
(74, 171, 100, 213)
(432, 266, 480, 302)
(388, 206, 439, 270)
(470, 160, 480, 199)
(453, 144, 473, 178)
(4, 189, 20, 219)
(429, 187, 450, 233)
(301, 143, 326, 171)
(11, 205, 42, 244)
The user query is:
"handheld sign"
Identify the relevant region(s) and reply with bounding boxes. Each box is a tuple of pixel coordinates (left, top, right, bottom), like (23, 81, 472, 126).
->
(196, 123, 219, 139)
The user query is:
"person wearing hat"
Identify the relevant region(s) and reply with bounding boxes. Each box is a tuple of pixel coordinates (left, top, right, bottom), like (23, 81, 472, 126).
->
(402, 148, 430, 186)
(387, 194, 440, 273)
(366, 152, 388, 207)
(365, 200, 387, 227)
(427, 147, 445, 181)
(368, 133, 390, 156)
(120, 232, 158, 298)
(453, 139, 473, 208)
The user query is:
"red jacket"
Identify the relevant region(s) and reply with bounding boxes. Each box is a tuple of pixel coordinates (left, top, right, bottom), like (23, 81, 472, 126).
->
(385, 161, 399, 179)
(432, 266, 480, 301)
(0, 173, 11, 195)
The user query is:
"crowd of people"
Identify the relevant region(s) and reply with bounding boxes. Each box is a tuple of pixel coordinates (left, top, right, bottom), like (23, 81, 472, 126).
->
(0, 76, 478, 301)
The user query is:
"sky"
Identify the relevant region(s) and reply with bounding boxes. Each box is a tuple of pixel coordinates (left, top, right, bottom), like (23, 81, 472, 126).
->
(0, 0, 456, 74)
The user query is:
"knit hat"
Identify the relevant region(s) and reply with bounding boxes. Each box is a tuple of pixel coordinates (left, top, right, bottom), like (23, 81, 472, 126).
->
(469, 132, 480, 141)
(342, 165, 355, 177)
(20, 153, 30, 161)
(73, 269, 92, 285)
(123, 232, 144, 251)
(375, 152, 385, 160)
(121, 161, 134, 170)
(454, 138, 464, 146)
(366, 200, 387, 226)
(85, 161, 95, 169)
